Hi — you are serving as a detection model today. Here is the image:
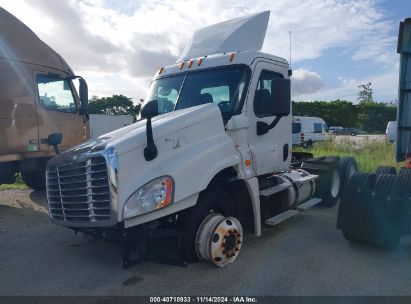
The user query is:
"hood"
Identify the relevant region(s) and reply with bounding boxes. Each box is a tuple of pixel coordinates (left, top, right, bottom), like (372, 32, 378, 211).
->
(71, 103, 224, 156)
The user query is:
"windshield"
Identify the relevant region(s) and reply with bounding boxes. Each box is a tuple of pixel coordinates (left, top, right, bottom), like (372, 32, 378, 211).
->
(144, 65, 250, 117)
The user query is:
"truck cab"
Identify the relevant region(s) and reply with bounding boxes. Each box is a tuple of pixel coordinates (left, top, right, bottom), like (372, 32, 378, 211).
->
(0, 8, 89, 190)
(46, 11, 344, 268)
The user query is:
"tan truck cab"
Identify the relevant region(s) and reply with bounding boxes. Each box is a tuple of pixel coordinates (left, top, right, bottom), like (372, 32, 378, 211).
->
(0, 8, 89, 190)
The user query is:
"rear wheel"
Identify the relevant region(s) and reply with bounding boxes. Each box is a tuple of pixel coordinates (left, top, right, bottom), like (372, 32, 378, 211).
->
(301, 156, 341, 207)
(339, 157, 357, 188)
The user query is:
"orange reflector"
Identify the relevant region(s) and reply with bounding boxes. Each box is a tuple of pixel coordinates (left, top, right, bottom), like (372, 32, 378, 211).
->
(188, 60, 193, 68)
(179, 62, 185, 70)
(229, 53, 235, 62)
(197, 58, 203, 66)
(245, 159, 252, 166)
(158, 67, 164, 74)
(161, 177, 173, 208)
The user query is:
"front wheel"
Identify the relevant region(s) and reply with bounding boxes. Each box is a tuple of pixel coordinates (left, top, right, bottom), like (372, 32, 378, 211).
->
(180, 189, 242, 267)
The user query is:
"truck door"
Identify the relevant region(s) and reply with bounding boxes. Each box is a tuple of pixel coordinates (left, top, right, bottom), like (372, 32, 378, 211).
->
(34, 72, 86, 153)
(247, 62, 291, 175)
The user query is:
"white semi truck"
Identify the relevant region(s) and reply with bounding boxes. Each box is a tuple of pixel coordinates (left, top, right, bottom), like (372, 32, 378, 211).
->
(46, 11, 356, 268)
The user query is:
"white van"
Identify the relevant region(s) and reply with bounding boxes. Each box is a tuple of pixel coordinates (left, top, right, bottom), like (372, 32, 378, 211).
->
(292, 116, 329, 147)
(386, 121, 397, 143)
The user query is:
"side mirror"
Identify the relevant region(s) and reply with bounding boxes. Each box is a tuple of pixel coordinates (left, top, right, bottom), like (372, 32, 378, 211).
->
(271, 78, 290, 116)
(141, 100, 159, 119)
(140, 100, 159, 161)
(79, 78, 88, 115)
(48, 133, 63, 155)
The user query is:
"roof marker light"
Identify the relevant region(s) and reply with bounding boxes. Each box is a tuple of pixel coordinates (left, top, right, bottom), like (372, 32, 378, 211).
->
(197, 58, 203, 66)
(188, 60, 193, 68)
(179, 62, 185, 70)
(229, 52, 235, 62)
(158, 67, 164, 74)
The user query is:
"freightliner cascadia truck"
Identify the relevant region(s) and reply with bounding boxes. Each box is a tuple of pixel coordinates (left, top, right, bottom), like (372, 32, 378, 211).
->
(45, 11, 357, 268)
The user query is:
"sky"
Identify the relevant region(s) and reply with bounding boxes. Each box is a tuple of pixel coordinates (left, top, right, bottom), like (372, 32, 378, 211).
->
(0, 0, 410, 104)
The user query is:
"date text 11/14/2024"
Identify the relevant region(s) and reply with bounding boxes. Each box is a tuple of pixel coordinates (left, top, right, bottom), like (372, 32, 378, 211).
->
(149, 296, 258, 303)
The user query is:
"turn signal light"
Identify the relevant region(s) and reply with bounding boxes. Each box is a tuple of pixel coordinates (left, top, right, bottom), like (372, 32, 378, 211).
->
(245, 159, 252, 166)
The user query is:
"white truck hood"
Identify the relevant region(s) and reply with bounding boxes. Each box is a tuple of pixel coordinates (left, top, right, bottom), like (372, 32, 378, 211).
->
(101, 104, 222, 155)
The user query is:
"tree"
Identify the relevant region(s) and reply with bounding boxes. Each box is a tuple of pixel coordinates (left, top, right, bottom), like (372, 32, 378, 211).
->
(88, 95, 141, 117)
(357, 82, 374, 104)
(293, 99, 396, 133)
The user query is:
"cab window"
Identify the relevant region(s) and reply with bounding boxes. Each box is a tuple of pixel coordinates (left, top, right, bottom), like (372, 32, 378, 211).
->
(37, 75, 77, 113)
(254, 71, 283, 117)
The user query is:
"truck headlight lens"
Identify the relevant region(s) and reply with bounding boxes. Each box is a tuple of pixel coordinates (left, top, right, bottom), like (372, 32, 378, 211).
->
(123, 176, 173, 219)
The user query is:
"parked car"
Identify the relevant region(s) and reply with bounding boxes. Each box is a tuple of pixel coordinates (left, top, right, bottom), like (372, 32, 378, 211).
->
(385, 121, 397, 143)
(337, 128, 360, 136)
(292, 116, 329, 147)
(329, 126, 343, 135)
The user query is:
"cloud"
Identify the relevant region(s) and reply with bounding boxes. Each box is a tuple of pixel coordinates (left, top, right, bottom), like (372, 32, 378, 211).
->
(291, 68, 325, 96)
(0, 0, 399, 102)
(294, 71, 398, 103)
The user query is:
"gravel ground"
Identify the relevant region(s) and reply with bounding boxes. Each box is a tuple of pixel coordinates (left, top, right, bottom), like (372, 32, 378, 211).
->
(1, 189, 411, 296)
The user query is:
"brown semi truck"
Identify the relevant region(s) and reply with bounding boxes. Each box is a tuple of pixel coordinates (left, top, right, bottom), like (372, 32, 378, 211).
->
(0, 7, 89, 190)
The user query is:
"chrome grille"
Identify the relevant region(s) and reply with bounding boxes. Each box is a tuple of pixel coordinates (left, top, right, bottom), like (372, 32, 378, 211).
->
(47, 156, 111, 223)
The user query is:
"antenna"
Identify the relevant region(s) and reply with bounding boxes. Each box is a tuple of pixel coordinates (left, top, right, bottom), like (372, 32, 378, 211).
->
(288, 30, 292, 77)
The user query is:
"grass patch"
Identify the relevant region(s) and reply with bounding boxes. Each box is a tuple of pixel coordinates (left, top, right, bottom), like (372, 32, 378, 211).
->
(0, 174, 29, 190)
(294, 137, 402, 173)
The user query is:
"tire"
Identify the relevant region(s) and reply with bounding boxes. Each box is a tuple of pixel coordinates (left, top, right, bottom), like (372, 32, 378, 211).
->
(21, 170, 46, 191)
(301, 156, 341, 207)
(399, 168, 411, 196)
(342, 230, 362, 243)
(373, 174, 405, 249)
(375, 166, 396, 176)
(339, 157, 357, 188)
(319, 167, 341, 207)
(180, 189, 235, 261)
(373, 174, 404, 197)
(346, 172, 376, 191)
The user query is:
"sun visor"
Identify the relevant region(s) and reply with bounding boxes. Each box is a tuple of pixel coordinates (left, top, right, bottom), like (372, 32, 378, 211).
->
(178, 11, 270, 62)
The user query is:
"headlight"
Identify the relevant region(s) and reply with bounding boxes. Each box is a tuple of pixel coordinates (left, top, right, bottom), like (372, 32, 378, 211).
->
(123, 176, 173, 219)
(104, 146, 118, 191)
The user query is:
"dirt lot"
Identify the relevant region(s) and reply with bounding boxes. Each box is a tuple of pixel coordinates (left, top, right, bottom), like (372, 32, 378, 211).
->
(1, 189, 411, 296)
